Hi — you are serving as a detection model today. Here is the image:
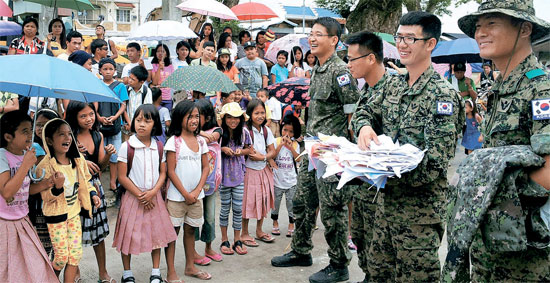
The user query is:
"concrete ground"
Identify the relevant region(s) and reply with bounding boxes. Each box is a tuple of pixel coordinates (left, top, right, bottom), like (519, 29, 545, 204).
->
(76, 145, 466, 283)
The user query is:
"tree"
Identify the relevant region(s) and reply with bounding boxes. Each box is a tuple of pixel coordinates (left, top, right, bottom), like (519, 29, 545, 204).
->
(315, 0, 356, 18)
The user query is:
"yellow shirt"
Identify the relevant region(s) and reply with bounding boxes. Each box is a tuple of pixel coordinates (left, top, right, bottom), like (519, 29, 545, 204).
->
(265, 104, 272, 120)
(49, 41, 66, 57)
(58, 164, 81, 219)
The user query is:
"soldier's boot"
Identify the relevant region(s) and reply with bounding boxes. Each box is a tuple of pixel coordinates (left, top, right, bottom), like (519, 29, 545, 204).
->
(271, 250, 313, 267)
(309, 264, 349, 283)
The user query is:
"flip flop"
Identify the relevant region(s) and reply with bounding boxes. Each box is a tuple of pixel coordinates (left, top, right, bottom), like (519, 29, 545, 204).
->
(271, 227, 280, 235)
(98, 278, 116, 283)
(193, 256, 212, 266)
(232, 240, 248, 255)
(205, 252, 223, 262)
(165, 279, 183, 283)
(242, 238, 259, 247)
(186, 270, 211, 280)
(255, 233, 275, 243)
(220, 241, 234, 255)
(286, 229, 294, 238)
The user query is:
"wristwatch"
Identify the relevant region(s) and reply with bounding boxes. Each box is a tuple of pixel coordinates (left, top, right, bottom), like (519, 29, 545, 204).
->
(263, 156, 267, 162)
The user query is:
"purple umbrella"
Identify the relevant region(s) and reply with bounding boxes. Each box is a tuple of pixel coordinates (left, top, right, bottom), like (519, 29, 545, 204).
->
(0, 21, 22, 36)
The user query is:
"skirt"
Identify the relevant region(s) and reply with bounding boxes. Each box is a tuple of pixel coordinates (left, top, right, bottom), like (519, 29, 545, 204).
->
(243, 166, 275, 219)
(81, 176, 109, 247)
(112, 190, 178, 255)
(0, 216, 58, 282)
(28, 194, 53, 255)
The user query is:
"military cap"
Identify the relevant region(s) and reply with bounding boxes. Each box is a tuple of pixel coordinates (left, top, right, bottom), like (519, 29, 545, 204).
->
(458, 0, 550, 41)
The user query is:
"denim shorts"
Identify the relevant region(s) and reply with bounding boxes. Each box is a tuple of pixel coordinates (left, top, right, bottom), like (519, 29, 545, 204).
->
(104, 131, 121, 163)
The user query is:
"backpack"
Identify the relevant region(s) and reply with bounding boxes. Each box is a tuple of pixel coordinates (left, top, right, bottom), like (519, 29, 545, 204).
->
(98, 81, 123, 137)
(203, 128, 222, 196)
(127, 85, 149, 104)
(117, 140, 164, 197)
(246, 124, 268, 144)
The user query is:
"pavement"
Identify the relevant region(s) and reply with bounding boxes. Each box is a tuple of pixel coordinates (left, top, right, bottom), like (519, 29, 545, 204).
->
(76, 144, 466, 283)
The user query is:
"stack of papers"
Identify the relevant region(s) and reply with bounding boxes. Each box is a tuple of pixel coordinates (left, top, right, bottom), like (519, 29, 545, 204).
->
(301, 134, 426, 190)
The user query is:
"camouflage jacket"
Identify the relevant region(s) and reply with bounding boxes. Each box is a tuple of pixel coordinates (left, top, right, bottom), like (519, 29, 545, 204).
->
(443, 145, 549, 283)
(352, 65, 464, 224)
(307, 52, 359, 138)
(350, 71, 393, 135)
(482, 53, 550, 156)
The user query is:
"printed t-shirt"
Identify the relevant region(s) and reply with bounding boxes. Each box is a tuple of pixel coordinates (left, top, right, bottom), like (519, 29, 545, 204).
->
(0, 149, 30, 220)
(57, 163, 81, 219)
(273, 138, 300, 189)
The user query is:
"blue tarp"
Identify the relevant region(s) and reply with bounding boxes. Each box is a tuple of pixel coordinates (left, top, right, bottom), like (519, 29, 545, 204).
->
(283, 6, 315, 17)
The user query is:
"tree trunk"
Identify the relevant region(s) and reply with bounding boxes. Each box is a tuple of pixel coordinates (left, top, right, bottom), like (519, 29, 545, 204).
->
(346, 0, 402, 34)
(222, 0, 239, 8)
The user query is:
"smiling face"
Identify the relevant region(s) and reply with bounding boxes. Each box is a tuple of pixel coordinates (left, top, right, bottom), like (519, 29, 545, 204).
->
(251, 105, 266, 127)
(183, 108, 200, 134)
(48, 124, 73, 155)
(77, 105, 95, 131)
(308, 24, 337, 58)
(6, 121, 33, 154)
(134, 111, 154, 138)
(475, 14, 523, 63)
(225, 115, 240, 130)
(395, 25, 435, 67)
(257, 33, 266, 45)
(234, 90, 243, 102)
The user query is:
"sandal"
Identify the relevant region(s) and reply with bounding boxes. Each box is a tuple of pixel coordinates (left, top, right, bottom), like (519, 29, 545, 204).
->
(186, 270, 212, 280)
(220, 241, 234, 255)
(255, 233, 275, 243)
(193, 256, 212, 266)
(205, 252, 223, 262)
(286, 229, 294, 238)
(149, 275, 164, 283)
(242, 238, 259, 247)
(121, 277, 135, 283)
(271, 227, 280, 235)
(232, 240, 248, 255)
(98, 278, 116, 283)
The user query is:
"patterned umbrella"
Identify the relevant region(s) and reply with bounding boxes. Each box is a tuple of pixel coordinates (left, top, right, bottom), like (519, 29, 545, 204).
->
(161, 65, 237, 93)
(267, 77, 310, 107)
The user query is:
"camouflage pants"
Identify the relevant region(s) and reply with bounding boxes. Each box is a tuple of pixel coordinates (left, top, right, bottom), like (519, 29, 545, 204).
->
(290, 159, 353, 267)
(368, 203, 443, 282)
(351, 185, 377, 277)
(470, 231, 550, 282)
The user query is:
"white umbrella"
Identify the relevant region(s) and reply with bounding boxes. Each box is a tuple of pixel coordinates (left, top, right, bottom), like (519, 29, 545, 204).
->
(176, 0, 238, 20)
(127, 20, 198, 41)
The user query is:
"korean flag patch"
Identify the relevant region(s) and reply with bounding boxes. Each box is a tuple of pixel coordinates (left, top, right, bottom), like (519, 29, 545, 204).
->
(437, 101, 453, 115)
(337, 74, 351, 87)
(532, 99, 550, 120)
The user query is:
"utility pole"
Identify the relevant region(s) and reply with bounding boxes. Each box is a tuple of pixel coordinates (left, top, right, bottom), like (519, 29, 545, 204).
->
(302, 0, 305, 34)
(162, 0, 182, 21)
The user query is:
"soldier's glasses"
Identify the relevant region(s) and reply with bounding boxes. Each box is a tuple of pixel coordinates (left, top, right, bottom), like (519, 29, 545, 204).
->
(345, 53, 373, 62)
(393, 35, 431, 44)
(308, 33, 332, 39)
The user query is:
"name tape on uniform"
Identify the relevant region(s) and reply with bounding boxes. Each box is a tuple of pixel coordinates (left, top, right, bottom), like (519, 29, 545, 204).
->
(437, 101, 453, 115)
(337, 74, 351, 87)
(532, 99, 550, 120)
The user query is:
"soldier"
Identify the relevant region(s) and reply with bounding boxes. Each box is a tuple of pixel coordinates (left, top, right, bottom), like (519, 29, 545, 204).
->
(270, 17, 359, 283)
(353, 11, 464, 282)
(345, 30, 391, 282)
(455, 0, 550, 281)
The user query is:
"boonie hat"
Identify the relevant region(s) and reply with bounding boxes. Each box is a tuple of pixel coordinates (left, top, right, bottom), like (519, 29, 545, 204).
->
(458, 0, 550, 41)
(218, 48, 231, 56)
(243, 41, 256, 49)
(220, 102, 248, 120)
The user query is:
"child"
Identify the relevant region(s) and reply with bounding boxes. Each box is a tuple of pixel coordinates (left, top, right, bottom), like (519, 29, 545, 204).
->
(125, 65, 152, 123)
(256, 88, 272, 128)
(65, 101, 116, 282)
(304, 50, 317, 77)
(270, 50, 289, 84)
(195, 99, 223, 262)
(29, 109, 59, 256)
(0, 111, 58, 282)
(234, 41, 268, 97)
(151, 43, 175, 110)
(122, 42, 152, 85)
(113, 104, 177, 283)
(233, 83, 249, 111)
(173, 40, 192, 69)
(216, 91, 235, 126)
(97, 58, 128, 192)
(219, 102, 253, 255)
(265, 93, 282, 138)
(288, 46, 307, 78)
(151, 87, 171, 144)
(90, 39, 108, 77)
(271, 115, 301, 237)
(461, 99, 483, 154)
(164, 101, 212, 281)
(241, 99, 276, 246)
(282, 103, 305, 126)
(36, 118, 101, 281)
(217, 48, 239, 83)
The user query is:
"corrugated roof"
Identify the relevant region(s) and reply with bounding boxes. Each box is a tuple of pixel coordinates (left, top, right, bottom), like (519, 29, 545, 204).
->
(314, 8, 342, 19)
(283, 5, 315, 17)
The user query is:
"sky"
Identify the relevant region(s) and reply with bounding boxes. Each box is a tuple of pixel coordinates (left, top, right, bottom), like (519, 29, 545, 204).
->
(141, 0, 550, 34)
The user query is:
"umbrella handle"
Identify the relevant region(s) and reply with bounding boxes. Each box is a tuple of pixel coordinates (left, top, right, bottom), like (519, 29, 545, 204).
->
(29, 165, 45, 182)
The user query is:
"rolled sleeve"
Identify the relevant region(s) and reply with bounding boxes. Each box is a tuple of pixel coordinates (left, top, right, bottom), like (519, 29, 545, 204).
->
(334, 71, 359, 115)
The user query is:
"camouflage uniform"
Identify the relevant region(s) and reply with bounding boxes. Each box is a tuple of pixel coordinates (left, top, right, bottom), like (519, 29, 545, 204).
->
(456, 1, 550, 281)
(290, 52, 359, 268)
(352, 65, 464, 282)
(349, 72, 392, 278)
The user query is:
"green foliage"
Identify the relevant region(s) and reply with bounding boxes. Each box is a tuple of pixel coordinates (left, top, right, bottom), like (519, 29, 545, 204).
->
(212, 19, 243, 38)
(314, 0, 355, 18)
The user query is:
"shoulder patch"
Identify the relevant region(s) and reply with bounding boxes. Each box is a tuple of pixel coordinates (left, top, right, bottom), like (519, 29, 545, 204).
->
(437, 101, 453, 115)
(337, 74, 351, 87)
(532, 99, 550, 120)
(526, 69, 546, 80)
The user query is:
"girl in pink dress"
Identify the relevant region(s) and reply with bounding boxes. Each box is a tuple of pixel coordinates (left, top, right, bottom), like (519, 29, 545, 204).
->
(152, 44, 175, 111)
(0, 110, 58, 282)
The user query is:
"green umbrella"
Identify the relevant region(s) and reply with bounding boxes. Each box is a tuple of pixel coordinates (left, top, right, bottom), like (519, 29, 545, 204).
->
(374, 32, 395, 45)
(162, 66, 238, 93)
(25, 0, 95, 10)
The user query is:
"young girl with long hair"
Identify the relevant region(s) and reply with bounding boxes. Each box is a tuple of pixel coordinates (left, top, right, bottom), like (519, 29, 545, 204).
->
(241, 99, 276, 246)
(173, 40, 192, 69)
(113, 104, 177, 283)
(151, 43, 175, 110)
(218, 102, 253, 255)
(288, 46, 307, 78)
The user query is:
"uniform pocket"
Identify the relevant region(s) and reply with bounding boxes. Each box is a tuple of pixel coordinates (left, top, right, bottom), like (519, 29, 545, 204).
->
(402, 223, 443, 250)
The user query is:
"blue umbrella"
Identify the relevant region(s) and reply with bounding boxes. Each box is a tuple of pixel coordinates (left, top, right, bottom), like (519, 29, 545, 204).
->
(0, 54, 121, 103)
(0, 21, 22, 36)
(0, 54, 121, 180)
(431, 38, 482, 64)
